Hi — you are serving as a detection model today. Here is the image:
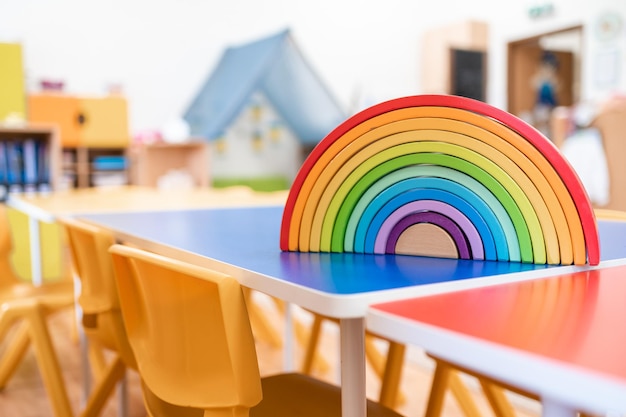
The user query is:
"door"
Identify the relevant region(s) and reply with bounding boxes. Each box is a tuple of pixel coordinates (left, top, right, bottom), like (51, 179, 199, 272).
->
(507, 26, 581, 139)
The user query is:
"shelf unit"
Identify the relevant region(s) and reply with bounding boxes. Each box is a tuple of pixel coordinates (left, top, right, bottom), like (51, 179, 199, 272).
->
(127, 141, 210, 188)
(62, 146, 128, 189)
(0, 124, 60, 198)
(0, 124, 64, 281)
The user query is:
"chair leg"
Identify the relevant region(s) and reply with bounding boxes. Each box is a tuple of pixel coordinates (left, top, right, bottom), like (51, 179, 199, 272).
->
(0, 321, 31, 389)
(424, 359, 454, 417)
(479, 379, 517, 417)
(365, 334, 386, 376)
(79, 355, 126, 417)
(87, 339, 108, 381)
(448, 370, 483, 417)
(243, 287, 283, 349)
(425, 358, 483, 417)
(300, 314, 324, 374)
(378, 341, 406, 409)
(27, 306, 73, 417)
(271, 300, 330, 374)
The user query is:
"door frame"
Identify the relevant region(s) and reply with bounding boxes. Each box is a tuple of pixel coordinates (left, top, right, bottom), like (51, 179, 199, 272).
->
(507, 24, 583, 113)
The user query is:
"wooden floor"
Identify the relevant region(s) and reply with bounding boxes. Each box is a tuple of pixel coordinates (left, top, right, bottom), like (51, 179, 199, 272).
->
(0, 293, 541, 417)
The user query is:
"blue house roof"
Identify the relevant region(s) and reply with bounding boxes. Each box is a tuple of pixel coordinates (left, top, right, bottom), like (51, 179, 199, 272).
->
(183, 29, 346, 145)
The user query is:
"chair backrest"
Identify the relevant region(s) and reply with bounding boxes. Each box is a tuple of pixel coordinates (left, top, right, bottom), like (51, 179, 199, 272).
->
(59, 217, 119, 314)
(594, 208, 626, 222)
(108, 244, 263, 415)
(59, 217, 136, 366)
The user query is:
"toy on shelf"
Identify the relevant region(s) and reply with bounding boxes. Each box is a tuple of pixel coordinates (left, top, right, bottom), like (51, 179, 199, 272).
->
(280, 95, 599, 266)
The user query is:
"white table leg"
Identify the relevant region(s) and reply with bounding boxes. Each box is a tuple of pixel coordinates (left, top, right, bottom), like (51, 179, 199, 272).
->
(340, 317, 366, 417)
(542, 398, 577, 417)
(28, 215, 42, 286)
(283, 302, 295, 371)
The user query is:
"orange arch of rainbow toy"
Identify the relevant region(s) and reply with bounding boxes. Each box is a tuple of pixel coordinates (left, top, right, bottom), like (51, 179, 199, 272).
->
(280, 95, 600, 266)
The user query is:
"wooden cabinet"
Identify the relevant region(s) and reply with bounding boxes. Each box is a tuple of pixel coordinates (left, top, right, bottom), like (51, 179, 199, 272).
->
(127, 141, 210, 188)
(28, 93, 131, 188)
(420, 20, 489, 96)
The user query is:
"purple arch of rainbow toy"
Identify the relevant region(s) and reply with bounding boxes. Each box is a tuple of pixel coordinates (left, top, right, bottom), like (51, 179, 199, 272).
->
(280, 95, 600, 265)
(374, 200, 482, 260)
(383, 211, 471, 259)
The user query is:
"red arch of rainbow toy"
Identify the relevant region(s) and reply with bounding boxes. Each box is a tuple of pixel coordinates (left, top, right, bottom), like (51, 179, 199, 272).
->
(280, 95, 600, 266)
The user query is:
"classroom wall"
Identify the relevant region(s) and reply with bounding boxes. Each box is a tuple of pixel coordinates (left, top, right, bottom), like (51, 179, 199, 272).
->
(1, 0, 624, 135)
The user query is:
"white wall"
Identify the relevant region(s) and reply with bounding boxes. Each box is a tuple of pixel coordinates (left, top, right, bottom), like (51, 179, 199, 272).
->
(1, 0, 624, 135)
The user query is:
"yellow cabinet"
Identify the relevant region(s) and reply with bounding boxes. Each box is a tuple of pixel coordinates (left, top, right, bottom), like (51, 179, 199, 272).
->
(0, 43, 26, 122)
(79, 96, 130, 147)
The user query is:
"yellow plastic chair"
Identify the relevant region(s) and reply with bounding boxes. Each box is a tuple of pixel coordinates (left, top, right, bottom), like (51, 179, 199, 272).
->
(594, 208, 626, 221)
(0, 204, 75, 417)
(58, 217, 137, 417)
(109, 243, 403, 417)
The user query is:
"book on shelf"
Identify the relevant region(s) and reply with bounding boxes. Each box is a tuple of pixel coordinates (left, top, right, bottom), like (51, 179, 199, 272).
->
(0, 137, 52, 198)
(0, 142, 7, 201)
(6, 140, 24, 193)
(36, 140, 51, 192)
(22, 138, 38, 193)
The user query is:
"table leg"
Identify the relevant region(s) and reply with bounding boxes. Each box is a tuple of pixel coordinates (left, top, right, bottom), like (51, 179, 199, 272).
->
(340, 317, 366, 417)
(542, 398, 577, 417)
(28, 216, 42, 286)
(283, 302, 295, 371)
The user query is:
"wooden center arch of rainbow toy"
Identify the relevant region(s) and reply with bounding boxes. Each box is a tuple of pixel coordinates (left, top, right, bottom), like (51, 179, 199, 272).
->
(280, 95, 600, 266)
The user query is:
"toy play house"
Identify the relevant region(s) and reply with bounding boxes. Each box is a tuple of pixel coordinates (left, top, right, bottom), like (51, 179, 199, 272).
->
(184, 29, 345, 191)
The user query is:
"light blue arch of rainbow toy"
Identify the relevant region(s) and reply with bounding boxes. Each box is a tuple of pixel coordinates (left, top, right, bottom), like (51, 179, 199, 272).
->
(359, 185, 502, 259)
(344, 165, 520, 261)
(338, 159, 531, 262)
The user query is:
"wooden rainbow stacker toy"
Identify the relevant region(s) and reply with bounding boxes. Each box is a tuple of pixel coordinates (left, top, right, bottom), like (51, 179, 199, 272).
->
(280, 95, 600, 266)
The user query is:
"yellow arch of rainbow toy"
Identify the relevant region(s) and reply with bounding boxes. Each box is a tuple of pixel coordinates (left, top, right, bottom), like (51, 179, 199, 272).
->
(280, 95, 600, 266)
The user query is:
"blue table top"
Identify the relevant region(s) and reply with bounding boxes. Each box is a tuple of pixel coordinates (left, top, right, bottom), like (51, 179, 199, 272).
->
(81, 205, 626, 297)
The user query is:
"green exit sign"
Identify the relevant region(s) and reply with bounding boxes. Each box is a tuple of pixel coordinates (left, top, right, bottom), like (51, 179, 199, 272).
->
(528, 3, 555, 19)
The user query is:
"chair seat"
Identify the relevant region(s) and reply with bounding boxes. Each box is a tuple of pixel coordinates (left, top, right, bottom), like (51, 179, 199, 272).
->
(0, 280, 73, 299)
(253, 373, 403, 417)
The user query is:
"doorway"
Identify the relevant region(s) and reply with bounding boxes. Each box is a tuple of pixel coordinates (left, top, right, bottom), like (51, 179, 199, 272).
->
(507, 25, 583, 138)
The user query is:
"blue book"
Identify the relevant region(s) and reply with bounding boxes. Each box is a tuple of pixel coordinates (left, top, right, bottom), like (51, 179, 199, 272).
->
(6, 141, 23, 192)
(22, 139, 38, 192)
(36, 140, 51, 191)
(0, 142, 7, 185)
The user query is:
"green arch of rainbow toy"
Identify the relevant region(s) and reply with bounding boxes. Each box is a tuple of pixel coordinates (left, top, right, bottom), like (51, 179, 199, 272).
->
(280, 95, 600, 266)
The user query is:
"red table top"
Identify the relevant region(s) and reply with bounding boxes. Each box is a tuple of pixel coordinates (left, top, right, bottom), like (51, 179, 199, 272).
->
(371, 263, 626, 383)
